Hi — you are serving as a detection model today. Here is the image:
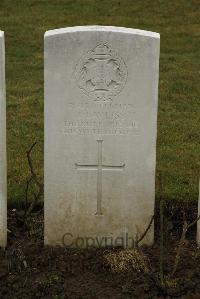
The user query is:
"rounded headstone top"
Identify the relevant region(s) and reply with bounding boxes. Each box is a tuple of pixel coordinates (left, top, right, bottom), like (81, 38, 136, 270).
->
(0, 31, 4, 38)
(45, 25, 160, 39)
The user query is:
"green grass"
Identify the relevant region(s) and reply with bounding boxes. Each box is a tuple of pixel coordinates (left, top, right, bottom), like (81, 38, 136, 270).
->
(0, 0, 199, 205)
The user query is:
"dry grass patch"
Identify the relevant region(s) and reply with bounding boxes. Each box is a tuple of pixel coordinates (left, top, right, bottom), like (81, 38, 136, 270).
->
(104, 249, 149, 273)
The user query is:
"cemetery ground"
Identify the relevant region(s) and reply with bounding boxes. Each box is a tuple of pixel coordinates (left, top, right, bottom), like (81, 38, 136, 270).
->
(0, 204, 200, 298)
(0, 0, 199, 298)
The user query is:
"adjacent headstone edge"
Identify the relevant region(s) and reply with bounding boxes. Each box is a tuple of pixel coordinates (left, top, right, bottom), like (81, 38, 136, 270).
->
(197, 179, 200, 245)
(0, 30, 7, 248)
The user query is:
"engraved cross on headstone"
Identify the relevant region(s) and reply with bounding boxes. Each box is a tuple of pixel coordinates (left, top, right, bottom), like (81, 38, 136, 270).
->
(75, 140, 125, 215)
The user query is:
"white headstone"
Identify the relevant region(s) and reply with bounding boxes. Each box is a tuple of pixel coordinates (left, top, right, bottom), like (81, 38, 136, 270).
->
(44, 26, 160, 248)
(197, 179, 200, 245)
(0, 31, 7, 248)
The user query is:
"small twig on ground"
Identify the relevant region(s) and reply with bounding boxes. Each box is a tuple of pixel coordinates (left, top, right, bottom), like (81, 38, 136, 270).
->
(25, 177, 33, 213)
(24, 142, 43, 219)
(172, 214, 200, 277)
(135, 215, 154, 247)
(26, 142, 42, 189)
(159, 172, 164, 284)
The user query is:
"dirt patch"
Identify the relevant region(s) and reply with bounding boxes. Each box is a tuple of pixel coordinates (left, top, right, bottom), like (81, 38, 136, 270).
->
(0, 203, 200, 299)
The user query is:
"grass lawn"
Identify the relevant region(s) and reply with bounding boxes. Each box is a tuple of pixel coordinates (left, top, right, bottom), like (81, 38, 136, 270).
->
(0, 0, 199, 206)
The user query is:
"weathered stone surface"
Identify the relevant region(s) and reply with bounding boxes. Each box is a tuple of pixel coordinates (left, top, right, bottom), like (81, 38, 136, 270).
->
(44, 26, 160, 248)
(0, 31, 7, 248)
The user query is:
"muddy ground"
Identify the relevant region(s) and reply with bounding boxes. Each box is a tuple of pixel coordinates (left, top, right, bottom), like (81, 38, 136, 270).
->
(0, 202, 200, 299)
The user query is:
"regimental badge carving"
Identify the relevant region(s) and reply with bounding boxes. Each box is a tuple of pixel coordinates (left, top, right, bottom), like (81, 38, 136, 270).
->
(75, 42, 128, 101)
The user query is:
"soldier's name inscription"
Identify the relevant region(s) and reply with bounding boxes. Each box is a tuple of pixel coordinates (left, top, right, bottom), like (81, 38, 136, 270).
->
(63, 101, 139, 136)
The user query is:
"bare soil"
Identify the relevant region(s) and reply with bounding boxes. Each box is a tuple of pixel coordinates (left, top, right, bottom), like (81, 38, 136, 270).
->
(0, 202, 200, 299)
